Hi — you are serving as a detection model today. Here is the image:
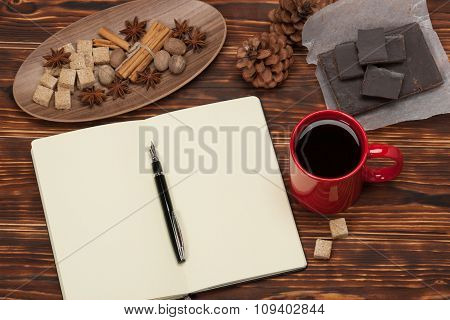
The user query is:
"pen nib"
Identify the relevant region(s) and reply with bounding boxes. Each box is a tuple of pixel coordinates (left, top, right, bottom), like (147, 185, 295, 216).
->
(150, 142, 158, 161)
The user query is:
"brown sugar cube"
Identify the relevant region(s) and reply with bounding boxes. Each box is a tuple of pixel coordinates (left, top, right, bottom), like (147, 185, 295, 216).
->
(58, 68, 77, 92)
(84, 53, 94, 70)
(57, 84, 73, 95)
(54, 89, 71, 110)
(32, 85, 54, 107)
(77, 68, 96, 90)
(60, 43, 76, 54)
(93, 47, 110, 65)
(77, 40, 93, 55)
(70, 52, 86, 70)
(329, 218, 349, 239)
(314, 239, 332, 260)
(39, 72, 58, 90)
(44, 67, 61, 77)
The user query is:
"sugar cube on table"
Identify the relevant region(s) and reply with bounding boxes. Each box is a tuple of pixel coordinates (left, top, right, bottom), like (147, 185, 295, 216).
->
(77, 40, 93, 55)
(32, 85, 54, 107)
(54, 89, 71, 110)
(314, 239, 332, 260)
(84, 53, 94, 70)
(329, 218, 349, 239)
(77, 68, 96, 90)
(44, 67, 61, 77)
(70, 52, 86, 70)
(93, 47, 110, 65)
(39, 72, 58, 90)
(58, 69, 76, 92)
(60, 43, 76, 54)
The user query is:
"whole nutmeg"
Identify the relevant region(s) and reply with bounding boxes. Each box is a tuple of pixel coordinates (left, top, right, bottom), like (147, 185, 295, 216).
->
(110, 48, 126, 68)
(97, 65, 116, 86)
(164, 38, 187, 56)
(154, 50, 170, 72)
(169, 55, 186, 74)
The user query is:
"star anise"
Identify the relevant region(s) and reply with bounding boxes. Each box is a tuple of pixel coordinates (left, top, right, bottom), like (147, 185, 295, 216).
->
(79, 87, 106, 107)
(43, 48, 71, 68)
(136, 67, 161, 91)
(120, 16, 147, 43)
(107, 77, 131, 100)
(172, 19, 193, 40)
(185, 28, 207, 53)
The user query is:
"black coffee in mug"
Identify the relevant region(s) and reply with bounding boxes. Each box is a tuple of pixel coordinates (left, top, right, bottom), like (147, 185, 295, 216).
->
(295, 119, 361, 178)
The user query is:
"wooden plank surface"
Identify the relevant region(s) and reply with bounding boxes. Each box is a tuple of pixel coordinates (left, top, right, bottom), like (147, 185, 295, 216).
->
(0, 0, 449, 300)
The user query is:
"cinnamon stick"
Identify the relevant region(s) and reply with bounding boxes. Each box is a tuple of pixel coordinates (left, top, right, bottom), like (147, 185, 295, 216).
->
(130, 32, 170, 81)
(118, 24, 158, 77)
(93, 39, 120, 49)
(117, 22, 172, 81)
(98, 27, 130, 51)
(96, 43, 120, 49)
(118, 23, 159, 78)
(93, 39, 111, 45)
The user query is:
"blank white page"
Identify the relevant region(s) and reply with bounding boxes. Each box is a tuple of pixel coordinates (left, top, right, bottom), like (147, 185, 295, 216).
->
(32, 120, 187, 299)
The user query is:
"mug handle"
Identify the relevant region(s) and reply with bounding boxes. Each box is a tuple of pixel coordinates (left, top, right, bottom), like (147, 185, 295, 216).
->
(363, 144, 403, 183)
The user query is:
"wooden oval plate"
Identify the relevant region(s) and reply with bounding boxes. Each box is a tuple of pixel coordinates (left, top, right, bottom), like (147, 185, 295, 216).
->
(13, 0, 226, 122)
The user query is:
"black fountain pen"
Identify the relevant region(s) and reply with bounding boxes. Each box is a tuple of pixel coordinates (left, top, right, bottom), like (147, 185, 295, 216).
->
(150, 142, 185, 263)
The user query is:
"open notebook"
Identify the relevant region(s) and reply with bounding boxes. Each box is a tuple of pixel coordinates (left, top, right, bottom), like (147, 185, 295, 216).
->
(31, 96, 306, 299)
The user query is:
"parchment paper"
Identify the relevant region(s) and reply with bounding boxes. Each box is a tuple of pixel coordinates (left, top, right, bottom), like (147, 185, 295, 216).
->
(302, 0, 450, 130)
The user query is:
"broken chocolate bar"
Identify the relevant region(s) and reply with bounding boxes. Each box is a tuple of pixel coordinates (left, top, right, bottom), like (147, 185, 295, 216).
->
(384, 23, 443, 97)
(318, 50, 389, 115)
(318, 23, 443, 115)
(335, 42, 364, 80)
(357, 28, 388, 65)
(362, 66, 404, 99)
(384, 35, 406, 64)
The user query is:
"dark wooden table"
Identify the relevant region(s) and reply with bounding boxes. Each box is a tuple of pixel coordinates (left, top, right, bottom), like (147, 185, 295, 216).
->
(0, 0, 449, 300)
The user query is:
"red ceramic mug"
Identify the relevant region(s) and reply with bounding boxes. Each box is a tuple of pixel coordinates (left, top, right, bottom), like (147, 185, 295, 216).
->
(289, 110, 403, 214)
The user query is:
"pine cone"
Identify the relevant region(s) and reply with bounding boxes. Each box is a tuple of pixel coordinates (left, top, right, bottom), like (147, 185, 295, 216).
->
(268, 0, 328, 47)
(236, 32, 294, 89)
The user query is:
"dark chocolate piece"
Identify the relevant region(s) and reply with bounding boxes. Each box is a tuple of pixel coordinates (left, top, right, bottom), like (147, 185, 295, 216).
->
(317, 23, 443, 115)
(334, 42, 365, 80)
(384, 35, 406, 64)
(357, 28, 388, 65)
(362, 66, 404, 99)
(384, 23, 443, 97)
(318, 51, 390, 115)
